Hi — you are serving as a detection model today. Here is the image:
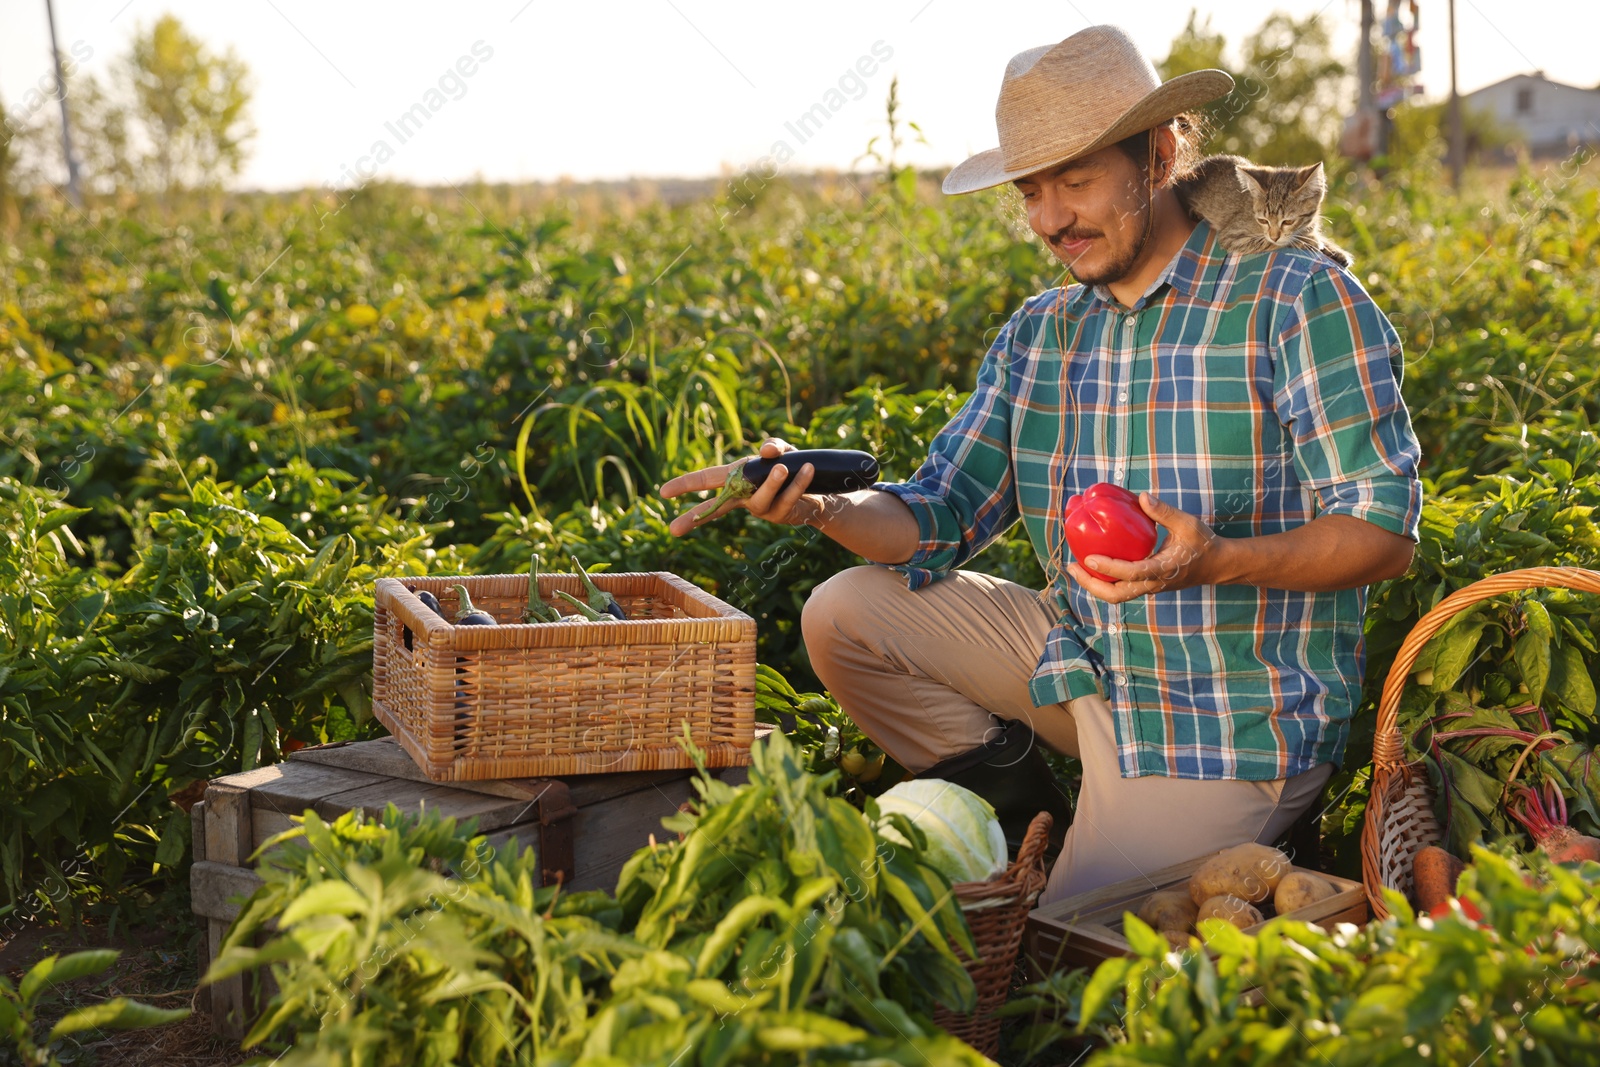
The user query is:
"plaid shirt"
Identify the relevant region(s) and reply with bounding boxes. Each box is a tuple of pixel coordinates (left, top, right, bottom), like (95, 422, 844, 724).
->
(872, 220, 1423, 781)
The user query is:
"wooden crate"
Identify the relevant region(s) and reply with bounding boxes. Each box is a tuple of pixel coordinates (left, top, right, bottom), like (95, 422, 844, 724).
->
(373, 572, 757, 781)
(191, 734, 758, 1038)
(1025, 851, 1368, 976)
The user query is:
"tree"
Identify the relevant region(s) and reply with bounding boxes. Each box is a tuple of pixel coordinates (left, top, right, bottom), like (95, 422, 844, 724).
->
(2, 15, 251, 203)
(118, 14, 253, 195)
(1161, 8, 1351, 165)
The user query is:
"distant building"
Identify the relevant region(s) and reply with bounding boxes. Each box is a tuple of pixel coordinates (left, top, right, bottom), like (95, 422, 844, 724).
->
(1462, 72, 1600, 157)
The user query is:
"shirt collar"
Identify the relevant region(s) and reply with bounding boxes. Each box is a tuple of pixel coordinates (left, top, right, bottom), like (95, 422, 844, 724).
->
(1083, 218, 1223, 311)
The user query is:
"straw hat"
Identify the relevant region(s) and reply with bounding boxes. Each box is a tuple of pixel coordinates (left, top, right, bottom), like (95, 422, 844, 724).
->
(943, 25, 1234, 195)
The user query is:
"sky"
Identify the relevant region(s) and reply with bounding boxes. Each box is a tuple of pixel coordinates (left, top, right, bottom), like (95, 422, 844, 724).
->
(2, 0, 1593, 192)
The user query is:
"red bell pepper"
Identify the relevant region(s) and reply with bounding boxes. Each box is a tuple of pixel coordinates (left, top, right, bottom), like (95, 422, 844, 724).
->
(1063, 483, 1158, 583)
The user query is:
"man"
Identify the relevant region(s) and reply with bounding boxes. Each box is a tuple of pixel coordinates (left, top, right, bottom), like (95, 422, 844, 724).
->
(660, 24, 1422, 904)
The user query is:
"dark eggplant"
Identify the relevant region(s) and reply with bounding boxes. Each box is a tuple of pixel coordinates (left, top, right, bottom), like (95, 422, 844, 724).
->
(402, 587, 445, 650)
(553, 589, 614, 622)
(570, 554, 627, 619)
(740, 449, 879, 494)
(523, 553, 561, 623)
(451, 584, 498, 626)
(689, 448, 880, 527)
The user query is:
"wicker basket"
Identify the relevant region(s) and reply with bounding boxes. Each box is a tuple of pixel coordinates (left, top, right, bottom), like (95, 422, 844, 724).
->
(1360, 566, 1600, 919)
(372, 572, 757, 781)
(932, 810, 1053, 1058)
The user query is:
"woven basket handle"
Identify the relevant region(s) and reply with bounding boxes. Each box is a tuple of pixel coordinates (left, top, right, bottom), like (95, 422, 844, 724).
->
(1010, 810, 1054, 882)
(1372, 567, 1600, 771)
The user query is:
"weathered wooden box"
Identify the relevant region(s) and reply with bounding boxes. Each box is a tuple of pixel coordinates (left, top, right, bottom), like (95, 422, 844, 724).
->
(1025, 851, 1368, 976)
(191, 734, 754, 1038)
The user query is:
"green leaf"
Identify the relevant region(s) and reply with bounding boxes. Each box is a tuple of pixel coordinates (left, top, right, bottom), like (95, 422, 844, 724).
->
(1561, 616, 1599, 654)
(48, 998, 190, 1039)
(1427, 616, 1487, 692)
(1523, 599, 1555, 640)
(695, 895, 788, 978)
(36, 505, 92, 540)
(1514, 630, 1552, 704)
(753, 1010, 867, 1051)
(20, 950, 118, 1004)
(1121, 914, 1170, 958)
(1076, 957, 1131, 1030)
(154, 809, 189, 869)
(1439, 749, 1505, 817)
(278, 878, 369, 926)
(1550, 643, 1598, 720)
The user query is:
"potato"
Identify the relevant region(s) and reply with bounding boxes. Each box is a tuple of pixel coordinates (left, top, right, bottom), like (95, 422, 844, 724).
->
(1273, 871, 1338, 915)
(1137, 889, 1199, 933)
(1160, 926, 1192, 950)
(1187, 843, 1292, 905)
(1196, 893, 1264, 929)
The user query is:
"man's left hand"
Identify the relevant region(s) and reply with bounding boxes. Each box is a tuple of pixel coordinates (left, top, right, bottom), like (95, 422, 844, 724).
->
(1067, 492, 1235, 602)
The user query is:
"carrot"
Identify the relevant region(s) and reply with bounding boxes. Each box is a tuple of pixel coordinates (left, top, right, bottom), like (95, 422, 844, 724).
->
(1412, 845, 1466, 911)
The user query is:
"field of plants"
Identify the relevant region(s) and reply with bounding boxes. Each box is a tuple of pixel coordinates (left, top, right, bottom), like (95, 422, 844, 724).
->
(4, 137, 1600, 1063)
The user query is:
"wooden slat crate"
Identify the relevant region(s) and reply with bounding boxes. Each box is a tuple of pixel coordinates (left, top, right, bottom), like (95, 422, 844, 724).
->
(191, 733, 759, 1039)
(1025, 851, 1367, 977)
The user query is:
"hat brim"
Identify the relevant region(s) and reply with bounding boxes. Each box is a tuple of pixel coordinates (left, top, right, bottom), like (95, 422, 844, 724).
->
(941, 68, 1235, 195)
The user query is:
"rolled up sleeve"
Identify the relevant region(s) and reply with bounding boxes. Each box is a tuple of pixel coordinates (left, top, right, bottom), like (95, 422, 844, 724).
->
(1273, 266, 1424, 542)
(869, 309, 1024, 589)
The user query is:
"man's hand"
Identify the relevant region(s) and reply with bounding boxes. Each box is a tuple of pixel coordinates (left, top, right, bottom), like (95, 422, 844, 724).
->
(1067, 492, 1232, 603)
(659, 437, 822, 537)
(1067, 494, 1417, 600)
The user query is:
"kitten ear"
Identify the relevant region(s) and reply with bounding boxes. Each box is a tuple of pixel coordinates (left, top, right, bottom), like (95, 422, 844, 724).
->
(1235, 168, 1268, 195)
(1293, 162, 1325, 191)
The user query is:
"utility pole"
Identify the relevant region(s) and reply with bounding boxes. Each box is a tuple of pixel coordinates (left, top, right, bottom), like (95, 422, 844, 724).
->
(44, 0, 84, 208)
(1448, 0, 1464, 190)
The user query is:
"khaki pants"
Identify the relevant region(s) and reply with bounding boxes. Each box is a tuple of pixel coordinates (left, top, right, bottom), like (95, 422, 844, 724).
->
(800, 565, 1334, 905)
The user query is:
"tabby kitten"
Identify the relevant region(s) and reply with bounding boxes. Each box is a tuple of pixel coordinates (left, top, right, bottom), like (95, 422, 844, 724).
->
(1174, 154, 1352, 267)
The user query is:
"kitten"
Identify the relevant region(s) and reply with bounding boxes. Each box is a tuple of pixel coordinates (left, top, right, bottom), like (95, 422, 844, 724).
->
(1174, 154, 1352, 267)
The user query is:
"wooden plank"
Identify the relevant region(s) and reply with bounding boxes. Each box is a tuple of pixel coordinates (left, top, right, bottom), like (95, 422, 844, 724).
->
(243, 761, 390, 850)
(253, 808, 299, 847)
(203, 782, 254, 868)
(312, 778, 538, 832)
(566, 774, 695, 892)
(246, 760, 388, 814)
(292, 736, 709, 803)
(476, 777, 694, 894)
(191, 860, 266, 923)
(191, 800, 207, 864)
(561, 767, 695, 807)
(291, 737, 553, 801)
(208, 917, 249, 1040)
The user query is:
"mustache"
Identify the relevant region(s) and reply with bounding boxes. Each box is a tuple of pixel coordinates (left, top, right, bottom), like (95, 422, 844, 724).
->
(1048, 227, 1103, 246)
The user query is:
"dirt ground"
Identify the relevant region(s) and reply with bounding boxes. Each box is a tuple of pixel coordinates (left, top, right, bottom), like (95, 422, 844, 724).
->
(0, 915, 248, 1067)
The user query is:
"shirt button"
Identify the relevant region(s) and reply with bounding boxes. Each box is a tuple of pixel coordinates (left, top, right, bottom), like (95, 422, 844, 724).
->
(1108, 624, 1119, 635)
(1117, 390, 1129, 402)
(1113, 467, 1125, 482)
(1116, 672, 1130, 687)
